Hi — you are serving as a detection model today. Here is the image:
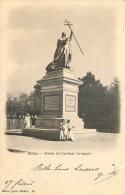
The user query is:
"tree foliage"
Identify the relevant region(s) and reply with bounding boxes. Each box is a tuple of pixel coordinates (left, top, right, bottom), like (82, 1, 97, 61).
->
(6, 84, 41, 117)
(78, 72, 120, 132)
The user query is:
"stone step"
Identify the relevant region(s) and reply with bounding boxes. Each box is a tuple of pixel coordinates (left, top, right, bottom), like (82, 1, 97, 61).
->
(68, 118, 84, 129)
(73, 129, 96, 133)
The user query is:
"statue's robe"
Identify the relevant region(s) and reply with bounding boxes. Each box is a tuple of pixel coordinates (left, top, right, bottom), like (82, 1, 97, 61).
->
(46, 37, 72, 71)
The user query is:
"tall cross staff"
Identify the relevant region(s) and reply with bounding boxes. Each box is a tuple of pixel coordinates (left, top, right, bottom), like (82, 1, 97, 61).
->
(64, 19, 84, 55)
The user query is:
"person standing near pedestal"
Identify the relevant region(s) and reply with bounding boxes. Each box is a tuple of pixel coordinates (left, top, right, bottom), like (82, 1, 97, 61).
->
(25, 114, 31, 128)
(63, 119, 68, 140)
(59, 120, 64, 141)
(66, 119, 75, 141)
(59, 119, 67, 141)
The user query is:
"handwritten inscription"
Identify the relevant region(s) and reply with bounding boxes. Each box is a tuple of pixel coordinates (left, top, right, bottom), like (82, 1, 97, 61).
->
(74, 164, 99, 171)
(93, 165, 118, 185)
(2, 179, 35, 192)
(31, 163, 98, 172)
(32, 163, 69, 171)
(31, 163, 118, 185)
(2, 165, 118, 192)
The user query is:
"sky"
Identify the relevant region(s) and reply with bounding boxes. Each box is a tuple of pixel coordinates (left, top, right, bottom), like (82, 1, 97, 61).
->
(1, 0, 124, 95)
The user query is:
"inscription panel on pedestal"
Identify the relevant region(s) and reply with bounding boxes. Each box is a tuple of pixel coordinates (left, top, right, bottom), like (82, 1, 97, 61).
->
(44, 95, 60, 111)
(65, 95, 76, 112)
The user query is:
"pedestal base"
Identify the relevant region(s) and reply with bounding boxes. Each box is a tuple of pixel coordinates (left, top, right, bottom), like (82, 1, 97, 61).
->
(35, 115, 84, 130)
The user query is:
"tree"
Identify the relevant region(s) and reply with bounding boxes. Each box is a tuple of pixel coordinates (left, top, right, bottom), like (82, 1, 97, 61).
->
(79, 72, 107, 128)
(6, 83, 41, 117)
(106, 78, 120, 132)
(7, 93, 31, 117)
(78, 72, 107, 129)
(28, 83, 41, 115)
(78, 72, 120, 132)
(6, 93, 17, 117)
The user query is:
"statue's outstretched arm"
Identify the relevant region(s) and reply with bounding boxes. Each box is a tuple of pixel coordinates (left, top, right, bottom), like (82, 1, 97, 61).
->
(70, 30, 73, 40)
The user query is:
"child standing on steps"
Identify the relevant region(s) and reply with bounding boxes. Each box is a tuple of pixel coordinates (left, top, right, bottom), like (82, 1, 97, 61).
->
(59, 119, 67, 141)
(66, 119, 75, 141)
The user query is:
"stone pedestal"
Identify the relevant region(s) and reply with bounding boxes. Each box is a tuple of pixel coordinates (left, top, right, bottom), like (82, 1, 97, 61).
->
(22, 68, 96, 140)
(35, 68, 84, 131)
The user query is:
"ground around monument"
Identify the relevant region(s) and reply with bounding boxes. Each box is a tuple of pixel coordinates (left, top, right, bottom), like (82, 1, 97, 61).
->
(5, 130, 120, 153)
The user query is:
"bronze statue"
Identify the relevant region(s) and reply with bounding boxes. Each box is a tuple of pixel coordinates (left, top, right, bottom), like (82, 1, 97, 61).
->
(46, 31, 73, 72)
(46, 20, 84, 72)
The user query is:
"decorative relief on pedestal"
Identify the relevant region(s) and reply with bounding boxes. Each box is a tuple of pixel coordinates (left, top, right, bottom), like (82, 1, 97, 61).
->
(65, 95, 76, 112)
